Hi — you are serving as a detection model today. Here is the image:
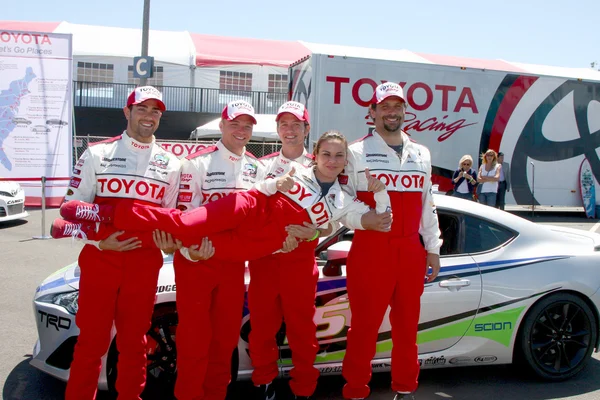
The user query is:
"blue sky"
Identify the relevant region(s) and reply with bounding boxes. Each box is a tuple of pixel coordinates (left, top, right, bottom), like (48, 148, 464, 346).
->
(3, 0, 598, 69)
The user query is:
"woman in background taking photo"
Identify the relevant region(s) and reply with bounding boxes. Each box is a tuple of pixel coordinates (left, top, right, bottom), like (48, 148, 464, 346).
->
(451, 155, 477, 201)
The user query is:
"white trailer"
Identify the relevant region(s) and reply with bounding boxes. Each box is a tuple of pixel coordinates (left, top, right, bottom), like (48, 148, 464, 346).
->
(289, 42, 600, 209)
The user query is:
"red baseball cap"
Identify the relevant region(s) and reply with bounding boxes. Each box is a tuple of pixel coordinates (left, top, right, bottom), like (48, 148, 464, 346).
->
(275, 101, 310, 124)
(126, 86, 166, 111)
(221, 100, 257, 124)
(373, 82, 406, 105)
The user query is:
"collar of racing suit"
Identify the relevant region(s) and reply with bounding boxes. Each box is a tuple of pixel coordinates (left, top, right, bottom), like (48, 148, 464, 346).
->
(371, 129, 410, 155)
(121, 130, 156, 153)
(215, 139, 247, 163)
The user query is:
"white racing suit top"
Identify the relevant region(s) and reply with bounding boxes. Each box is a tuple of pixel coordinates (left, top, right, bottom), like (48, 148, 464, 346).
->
(66, 131, 181, 206)
(341, 130, 442, 254)
(177, 139, 264, 212)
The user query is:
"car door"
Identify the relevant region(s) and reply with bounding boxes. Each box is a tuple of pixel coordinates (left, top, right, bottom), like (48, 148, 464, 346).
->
(417, 210, 483, 355)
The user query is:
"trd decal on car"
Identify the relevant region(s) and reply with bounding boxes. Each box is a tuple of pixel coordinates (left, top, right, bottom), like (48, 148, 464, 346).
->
(38, 310, 71, 331)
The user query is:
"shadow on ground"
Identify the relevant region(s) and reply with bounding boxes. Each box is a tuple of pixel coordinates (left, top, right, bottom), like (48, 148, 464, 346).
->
(5, 356, 600, 400)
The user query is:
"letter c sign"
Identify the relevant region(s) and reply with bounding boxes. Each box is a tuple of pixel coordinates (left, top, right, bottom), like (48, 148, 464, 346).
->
(133, 56, 154, 78)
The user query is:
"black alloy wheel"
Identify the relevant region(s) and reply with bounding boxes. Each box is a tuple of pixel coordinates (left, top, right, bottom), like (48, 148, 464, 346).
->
(519, 293, 597, 381)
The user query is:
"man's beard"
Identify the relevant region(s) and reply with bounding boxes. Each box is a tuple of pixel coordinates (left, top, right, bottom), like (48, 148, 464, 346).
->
(383, 118, 403, 133)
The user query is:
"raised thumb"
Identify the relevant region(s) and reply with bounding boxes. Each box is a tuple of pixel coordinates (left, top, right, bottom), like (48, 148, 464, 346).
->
(289, 166, 296, 176)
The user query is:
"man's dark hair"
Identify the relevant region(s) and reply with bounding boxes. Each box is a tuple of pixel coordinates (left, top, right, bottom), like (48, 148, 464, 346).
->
(498, 152, 504, 157)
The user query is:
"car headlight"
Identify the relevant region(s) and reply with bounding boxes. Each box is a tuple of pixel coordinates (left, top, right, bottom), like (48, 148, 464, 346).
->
(38, 291, 79, 315)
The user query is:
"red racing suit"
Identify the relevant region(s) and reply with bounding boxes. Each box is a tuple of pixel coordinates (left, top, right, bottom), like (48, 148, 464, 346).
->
(340, 131, 442, 399)
(63, 132, 181, 400)
(247, 150, 320, 396)
(172, 140, 264, 400)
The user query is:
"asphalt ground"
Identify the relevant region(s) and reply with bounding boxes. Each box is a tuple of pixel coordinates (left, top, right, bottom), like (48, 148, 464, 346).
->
(1, 208, 600, 400)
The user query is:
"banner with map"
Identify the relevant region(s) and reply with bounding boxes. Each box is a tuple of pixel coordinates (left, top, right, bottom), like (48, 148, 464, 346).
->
(0, 30, 72, 206)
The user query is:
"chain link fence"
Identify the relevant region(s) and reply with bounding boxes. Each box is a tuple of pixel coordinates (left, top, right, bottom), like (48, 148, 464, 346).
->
(73, 135, 283, 164)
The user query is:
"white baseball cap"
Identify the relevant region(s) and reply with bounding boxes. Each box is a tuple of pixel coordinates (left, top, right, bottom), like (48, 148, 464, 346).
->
(373, 82, 406, 105)
(276, 101, 310, 124)
(221, 100, 257, 124)
(127, 86, 166, 111)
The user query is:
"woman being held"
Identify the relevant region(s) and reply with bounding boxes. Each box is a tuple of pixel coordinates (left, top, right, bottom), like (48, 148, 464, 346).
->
(52, 131, 393, 262)
(451, 155, 477, 201)
(477, 149, 501, 206)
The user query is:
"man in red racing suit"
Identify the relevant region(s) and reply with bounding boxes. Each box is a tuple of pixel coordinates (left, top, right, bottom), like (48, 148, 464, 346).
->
(61, 86, 181, 400)
(340, 83, 443, 400)
(169, 100, 264, 400)
(248, 102, 320, 400)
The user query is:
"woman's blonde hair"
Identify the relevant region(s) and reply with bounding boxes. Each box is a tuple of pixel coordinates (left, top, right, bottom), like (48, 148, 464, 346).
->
(458, 155, 473, 168)
(481, 149, 498, 165)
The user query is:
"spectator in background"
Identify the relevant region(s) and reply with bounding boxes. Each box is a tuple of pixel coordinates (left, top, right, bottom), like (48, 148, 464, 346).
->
(451, 155, 477, 200)
(496, 152, 511, 210)
(477, 149, 501, 206)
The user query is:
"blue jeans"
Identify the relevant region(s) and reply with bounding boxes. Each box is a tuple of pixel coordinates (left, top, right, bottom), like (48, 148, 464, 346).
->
(478, 192, 497, 206)
(453, 192, 473, 201)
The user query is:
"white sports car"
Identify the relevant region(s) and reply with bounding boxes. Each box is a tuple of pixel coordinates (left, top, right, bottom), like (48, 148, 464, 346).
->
(31, 195, 600, 394)
(0, 180, 28, 222)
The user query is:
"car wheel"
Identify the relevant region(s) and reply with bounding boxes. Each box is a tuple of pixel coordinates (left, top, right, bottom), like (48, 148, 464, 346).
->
(107, 304, 178, 397)
(518, 293, 597, 381)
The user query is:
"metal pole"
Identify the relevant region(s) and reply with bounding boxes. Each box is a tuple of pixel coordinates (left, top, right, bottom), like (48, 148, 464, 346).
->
(530, 162, 535, 217)
(33, 176, 51, 240)
(139, 0, 151, 86)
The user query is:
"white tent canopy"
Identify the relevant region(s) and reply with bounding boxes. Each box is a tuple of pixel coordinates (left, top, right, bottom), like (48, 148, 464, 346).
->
(190, 114, 280, 141)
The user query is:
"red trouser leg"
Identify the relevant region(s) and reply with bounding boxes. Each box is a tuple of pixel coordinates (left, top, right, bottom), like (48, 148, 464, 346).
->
(173, 254, 217, 400)
(65, 246, 120, 400)
(248, 257, 283, 386)
(280, 250, 320, 397)
(113, 249, 163, 399)
(112, 191, 265, 247)
(342, 239, 395, 400)
(203, 261, 246, 400)
(390, 236, 426, 394)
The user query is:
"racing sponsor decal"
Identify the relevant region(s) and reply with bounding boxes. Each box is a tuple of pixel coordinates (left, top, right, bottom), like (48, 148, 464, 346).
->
(179, 184, 190, 190)
(69, 177, 81, 188)
(96, 176, 168, 203)
(178, 192, 193, 203)
(157, 284, 176, 293)
(368, 172, 425, 191)
(66, 189, 74, 196)
(319, 365, 342, 374)
(306, 200, 333, 226)
(149, 153, 170, 169)
(338, 174, 348, 185)
(73, 168, 81, 175)
(177, 204, 188, 211)
(131, 141, 150, 150)
(449, 357, 471, 365)
(242, 163, 258, 178)
(102, 157, 126, 162)
(202, 191, 230, 204)
(474, 322, 513, 332)
(6, 199, 23, 205)
(474, 355, 498, 363)
(181, 173, 193, 182)
(421, 356, 446, 366)
(275, 167, 285, 176)
(38, 310, 72, 331)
